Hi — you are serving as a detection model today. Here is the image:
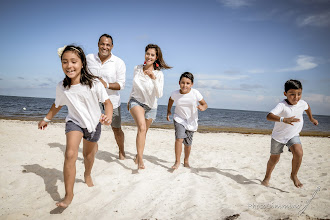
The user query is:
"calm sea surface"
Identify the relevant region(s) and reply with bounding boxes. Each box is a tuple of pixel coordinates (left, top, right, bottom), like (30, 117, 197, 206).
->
(1, 95, 329, 132)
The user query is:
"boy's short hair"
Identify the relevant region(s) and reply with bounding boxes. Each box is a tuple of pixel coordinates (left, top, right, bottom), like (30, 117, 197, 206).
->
(180, 72, 194, 83)
(285, 79, 302, 92)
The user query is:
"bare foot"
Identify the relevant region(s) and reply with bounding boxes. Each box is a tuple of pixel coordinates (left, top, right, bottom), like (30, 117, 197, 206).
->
(172, 161, 180, 169)
(183, 161, 190, 168)
(119, 151, 126, 160)
(261, 178, 270, 187)
(84, 174, 94, 187)
(134, 155, 145, 169)
(56, 194, 73, 208)
(291, 174, 303, 188)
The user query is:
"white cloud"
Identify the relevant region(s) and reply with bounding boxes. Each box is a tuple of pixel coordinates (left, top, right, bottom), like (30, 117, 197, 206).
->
(231, 94, 254, 100)
(217, 0, 252, 8)
(304, 93, 330, 104)
(256, 95, 264, 101)
(277, 55, 318, 72)
(223, 70, 241, 74)
(297, 11, 330, 27)
(196, 80, 226, 90)
(196, 80, 262, 91)
(240, 84, 263, 90)
(247, 69, 265, 74)
(195, 74, 249, 80)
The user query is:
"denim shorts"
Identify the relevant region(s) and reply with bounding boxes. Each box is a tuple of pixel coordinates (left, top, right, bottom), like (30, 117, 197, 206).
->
(270, 136, 302, 154)
(128, 97, 157, 121)
(65, 121, 101, 142)
(174, 120, 194, 146)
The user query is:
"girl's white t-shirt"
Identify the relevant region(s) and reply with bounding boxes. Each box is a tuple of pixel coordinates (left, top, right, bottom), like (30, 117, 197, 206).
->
(270, 99, 309, 144)
(171, 88, 203, 132)
(129, 65, 164, 109)
(55, 79, 109, 132)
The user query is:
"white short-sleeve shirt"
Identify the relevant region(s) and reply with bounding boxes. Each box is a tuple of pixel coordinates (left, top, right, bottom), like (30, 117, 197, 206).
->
(129, 65, 164, 109)
(55, 79, 109, 133)
(270, 99, 309, 143)
(170, 88, 203, 132)
(87, 53, 126, 109)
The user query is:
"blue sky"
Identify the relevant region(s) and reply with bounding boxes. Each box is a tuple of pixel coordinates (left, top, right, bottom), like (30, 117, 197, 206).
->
(0, 0, 329, 115)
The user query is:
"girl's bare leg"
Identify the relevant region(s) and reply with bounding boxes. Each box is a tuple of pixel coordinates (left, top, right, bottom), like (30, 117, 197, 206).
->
(83, 140, 98, 187)
(56, 131, 82, 208)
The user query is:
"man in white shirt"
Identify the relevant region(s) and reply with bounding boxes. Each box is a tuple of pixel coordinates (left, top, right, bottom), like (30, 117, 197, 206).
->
(87, 34, 126, 159)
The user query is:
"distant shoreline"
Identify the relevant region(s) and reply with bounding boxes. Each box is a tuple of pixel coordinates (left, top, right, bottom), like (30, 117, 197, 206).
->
(1, 117, 329, 137)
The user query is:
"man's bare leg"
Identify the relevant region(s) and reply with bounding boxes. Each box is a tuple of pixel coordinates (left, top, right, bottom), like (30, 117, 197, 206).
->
(112, 127, 125, 160)
(184, 145, 191, 168)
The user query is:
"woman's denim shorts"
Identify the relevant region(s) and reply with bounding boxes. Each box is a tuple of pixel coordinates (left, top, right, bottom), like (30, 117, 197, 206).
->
(128, 97, 157, 121)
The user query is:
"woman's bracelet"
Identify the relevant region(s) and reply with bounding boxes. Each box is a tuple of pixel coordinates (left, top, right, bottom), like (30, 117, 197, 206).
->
(43, 117, 51, 123)
(280, 117, 284, 122)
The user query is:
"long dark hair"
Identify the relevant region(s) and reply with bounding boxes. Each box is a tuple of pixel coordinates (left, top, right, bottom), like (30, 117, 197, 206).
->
(60, 45, 98, 89)
(145, 44, 172, 70)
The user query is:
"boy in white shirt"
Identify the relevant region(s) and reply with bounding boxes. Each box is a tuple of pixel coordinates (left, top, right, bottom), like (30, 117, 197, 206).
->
(261, 79, 318, 188)
(167, 72, 208, 169)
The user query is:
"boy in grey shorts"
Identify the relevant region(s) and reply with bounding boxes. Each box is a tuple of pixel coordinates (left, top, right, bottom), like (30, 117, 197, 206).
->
(166, 72, 208, 169)
(261, 79, 318, 188)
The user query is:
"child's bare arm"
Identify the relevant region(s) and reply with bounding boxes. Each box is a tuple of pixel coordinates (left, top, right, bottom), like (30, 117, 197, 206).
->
(305, 104, 318, 125)
(167, 97, 174, 121)
(197, 99, 208, 111)
(38, 103, 62, 130)
(266, 113, 300, 126)
(100, 99, 113, 125)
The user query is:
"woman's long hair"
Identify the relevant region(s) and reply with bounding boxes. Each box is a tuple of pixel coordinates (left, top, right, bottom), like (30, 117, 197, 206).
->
(145, 44, 172, 70)
(61, 45, 98, 89)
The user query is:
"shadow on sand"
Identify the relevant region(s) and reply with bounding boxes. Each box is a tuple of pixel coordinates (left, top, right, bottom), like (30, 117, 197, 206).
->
(22, 164, 84, 214)
(190, 167, 289, 193)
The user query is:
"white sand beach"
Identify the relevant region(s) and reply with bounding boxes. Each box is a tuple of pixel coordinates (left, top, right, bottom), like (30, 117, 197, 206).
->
(0, 119, 329, 220)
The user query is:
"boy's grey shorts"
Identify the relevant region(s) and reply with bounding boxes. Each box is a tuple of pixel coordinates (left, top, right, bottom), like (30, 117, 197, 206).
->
(174, 120, 194, 146)
(128, 97, 157, 121)
(270, 136, 302, 155)
(65, 121, 101, 142)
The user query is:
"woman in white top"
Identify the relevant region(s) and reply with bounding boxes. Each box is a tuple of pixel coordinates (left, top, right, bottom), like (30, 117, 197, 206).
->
(128, 44, 172, 169)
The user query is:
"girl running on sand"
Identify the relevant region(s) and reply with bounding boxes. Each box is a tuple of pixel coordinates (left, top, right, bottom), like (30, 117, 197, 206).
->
(38, 45, 113, 207)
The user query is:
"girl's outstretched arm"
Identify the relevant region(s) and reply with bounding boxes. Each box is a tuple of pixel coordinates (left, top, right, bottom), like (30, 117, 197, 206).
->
(38, 103, 62, 130)
(167, 97, 174, 121)
(197, 99, 208, 111)
(100, 99, 113, 125)
(305, 104, 318, 125)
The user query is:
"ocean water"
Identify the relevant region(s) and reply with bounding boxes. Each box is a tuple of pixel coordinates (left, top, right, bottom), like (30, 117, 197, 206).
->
(1, 95, 329, 133)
